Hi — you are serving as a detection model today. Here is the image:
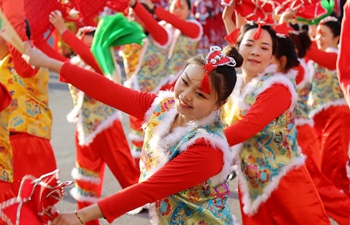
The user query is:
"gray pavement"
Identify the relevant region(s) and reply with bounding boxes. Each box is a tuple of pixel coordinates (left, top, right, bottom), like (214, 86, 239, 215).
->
(48, 72, 242, 224)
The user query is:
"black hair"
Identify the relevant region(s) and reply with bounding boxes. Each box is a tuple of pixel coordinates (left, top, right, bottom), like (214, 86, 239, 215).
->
(170, 0, 191, 10)
(289, 31, 312, 58)
(321, 19, 341, 38)
(187, 45, 243, 104)
(236, 22, 278, 55)
(275, 35, 300, 72)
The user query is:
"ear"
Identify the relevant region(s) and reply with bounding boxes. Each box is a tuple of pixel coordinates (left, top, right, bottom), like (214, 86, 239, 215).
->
(280, 56, 287, 72)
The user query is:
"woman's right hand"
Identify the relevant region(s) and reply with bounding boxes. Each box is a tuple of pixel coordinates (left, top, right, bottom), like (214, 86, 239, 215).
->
(49, 10, 68, 34)
(222, 3, 236, 21)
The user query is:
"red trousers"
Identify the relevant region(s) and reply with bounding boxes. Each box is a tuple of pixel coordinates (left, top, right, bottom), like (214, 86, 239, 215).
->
(10, 133, 57, 195)
(313, 105, 350, 197)
(0, 181, 15, 225)
(239, 165, 331, 225)
(73, 120, 139, 225)
(297, 124, 350, 225)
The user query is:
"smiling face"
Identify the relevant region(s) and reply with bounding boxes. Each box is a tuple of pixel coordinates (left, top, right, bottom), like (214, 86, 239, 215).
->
(169, 0, 190, 20)
(173, 64, 220, 123)
(316, 24, 339, 51)
(238, 28, 273, 77)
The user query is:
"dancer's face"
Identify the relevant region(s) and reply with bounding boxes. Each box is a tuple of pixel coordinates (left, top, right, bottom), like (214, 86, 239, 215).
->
(238, 28, 273, 77)
(173, 64, 220, 123)
(316, 24, 339, 51)
(169, 0, 190, 21)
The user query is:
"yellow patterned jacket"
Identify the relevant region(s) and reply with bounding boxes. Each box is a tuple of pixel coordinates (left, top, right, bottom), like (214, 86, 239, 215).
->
(0, 55, 52, 140)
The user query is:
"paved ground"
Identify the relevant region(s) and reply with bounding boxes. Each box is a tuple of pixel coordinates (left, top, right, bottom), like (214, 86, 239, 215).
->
(48, 72, 337, 225)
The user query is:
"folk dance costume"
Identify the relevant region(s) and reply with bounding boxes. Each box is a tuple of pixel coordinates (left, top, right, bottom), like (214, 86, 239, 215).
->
(58, 61, 237, 225)
(307, 44, 350, 198)
(224, 66, 331, 224)
(0, 82, 15, 225)
(123, 2, 202, 166)
(295, 59, 350, 224)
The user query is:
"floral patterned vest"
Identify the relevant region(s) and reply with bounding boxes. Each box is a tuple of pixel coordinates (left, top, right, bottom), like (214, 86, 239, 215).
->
(140, 91, 234, 225)
(67, 56, 121, 146)
(308, 48, 347, 117)
(0, 97, 12, 183)
(295, 59, 313, 126)
(121, 43, 143, 80)
(123, 31, 170, 93)
(228, 71, 304, 215)
(0, 55, 52, 139)
(166, 18, 202, 79)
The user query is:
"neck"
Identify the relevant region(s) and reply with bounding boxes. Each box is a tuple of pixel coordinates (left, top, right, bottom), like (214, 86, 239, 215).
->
(0, 47, 9, 61)
(242, 71, 256, 86)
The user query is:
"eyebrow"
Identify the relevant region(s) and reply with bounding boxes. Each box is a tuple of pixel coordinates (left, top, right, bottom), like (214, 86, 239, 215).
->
(185, 72, 191, 83)
(247, 39, 271, 46)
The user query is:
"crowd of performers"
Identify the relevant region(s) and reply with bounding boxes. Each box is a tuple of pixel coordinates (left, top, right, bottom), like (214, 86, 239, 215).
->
(0, 0, 350, 224)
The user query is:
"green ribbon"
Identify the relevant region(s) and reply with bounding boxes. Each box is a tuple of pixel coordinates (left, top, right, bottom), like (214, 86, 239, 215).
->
(295, 0, 335, 25)
(91, 13, 146, 78)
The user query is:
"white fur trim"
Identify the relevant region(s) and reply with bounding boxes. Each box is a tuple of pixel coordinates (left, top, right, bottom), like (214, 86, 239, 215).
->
(295, 118, 314, 127)
(66, 91, 85, 123)
(307, 60, 315, 79)
(325, 47, 339, 54)
(231, 143, 243, 164)
(143, 91, 174, 125)
(69, 187, 98, 203)
(309, 99, 348, 119)
(239, 155, 306, 215)
(296, 58, 311, 89)
(71, 167, 101, 184)
(76, 111, 122, 146)
(131, 150, 142, 158)
(129, 132, 144, 142)
(254, 73, 298, 112)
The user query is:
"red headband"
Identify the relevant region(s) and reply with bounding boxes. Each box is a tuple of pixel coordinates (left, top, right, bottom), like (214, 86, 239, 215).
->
(253, 20, 267, 40)
(201, 46, 237, 94)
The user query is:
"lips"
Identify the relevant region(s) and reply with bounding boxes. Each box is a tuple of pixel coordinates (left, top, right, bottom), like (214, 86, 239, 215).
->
(179, 99, 192, 109)
(248, 59, 260, 64)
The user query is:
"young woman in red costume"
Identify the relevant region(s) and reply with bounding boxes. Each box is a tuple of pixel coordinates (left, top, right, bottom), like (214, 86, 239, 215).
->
(123, 0, 203, 169)
(289, 30, 350, 225)
(23, 43, 243, 225)
(223, 22, 331, 224)
(305, 16, 350, 198)
(0, 37, 15, 225)
(49, 12, 140, 225)
(1, 0, 59, 195)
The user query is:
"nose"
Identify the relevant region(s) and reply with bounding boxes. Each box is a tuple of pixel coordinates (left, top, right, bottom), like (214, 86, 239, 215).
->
(250, 46, 261, 56)
(180, 90, 192, 101)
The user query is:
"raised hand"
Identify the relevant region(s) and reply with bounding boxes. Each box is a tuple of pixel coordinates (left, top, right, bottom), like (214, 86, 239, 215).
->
(49, 10, 68, 34)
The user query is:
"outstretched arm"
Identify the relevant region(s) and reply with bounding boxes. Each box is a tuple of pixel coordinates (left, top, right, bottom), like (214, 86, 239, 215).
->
(49, 11, 102, 74)
(306, 42, 337, 70)
(52, 140, 224, 224)
(23, 44, 155, 119)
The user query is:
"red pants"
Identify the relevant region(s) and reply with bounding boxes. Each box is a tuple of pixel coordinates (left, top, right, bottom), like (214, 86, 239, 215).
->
(0, 181, 15, 225)
(297, 124, 350, 225)
(10, 133, 57, 195)
(239, 165, 330, 225)
(313, 105, 350, 197)
(73, 120, 139, 225)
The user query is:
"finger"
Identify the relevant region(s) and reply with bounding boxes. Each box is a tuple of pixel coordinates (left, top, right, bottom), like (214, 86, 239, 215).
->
(21, 54, 30, 64)
(23, 40, 33, 50)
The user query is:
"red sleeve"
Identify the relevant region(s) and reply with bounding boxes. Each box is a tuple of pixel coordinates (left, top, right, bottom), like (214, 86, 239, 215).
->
(306, 42, 337, 70)
(154, 7, 201, 39)
(337, 1, 350, 106)
(2, 0, 37, 78)
(224, 28, 240, 45)
(60, 62, 156, 119)
(0, 83, 11, 112)
(97, 140, 224, 223)
(295, 63, 304, 85)
(225, 84, 292, 146)
(133, 2, 169, 45)
(60, 30, 102, 74)
(273, 23, 293, 35)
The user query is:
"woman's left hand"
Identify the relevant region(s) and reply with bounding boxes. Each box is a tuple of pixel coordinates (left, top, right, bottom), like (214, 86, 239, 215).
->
(21, 41, 52, 68)
(51, 213, 82, 225)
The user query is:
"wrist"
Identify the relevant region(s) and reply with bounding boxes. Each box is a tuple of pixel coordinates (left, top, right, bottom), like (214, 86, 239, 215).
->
(58, 27, 68, 35)
(74, 210, 84, 225)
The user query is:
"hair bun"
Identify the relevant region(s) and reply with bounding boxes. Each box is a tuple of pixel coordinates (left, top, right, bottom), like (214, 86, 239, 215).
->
(221, 45, 243, 68)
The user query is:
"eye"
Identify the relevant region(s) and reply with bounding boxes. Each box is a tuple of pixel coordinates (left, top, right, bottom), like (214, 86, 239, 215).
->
(262, 47, 269, 51)
(196, 92, 206, 98)
(181, 78, 188, 86)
